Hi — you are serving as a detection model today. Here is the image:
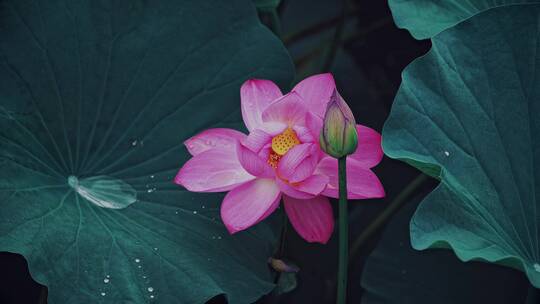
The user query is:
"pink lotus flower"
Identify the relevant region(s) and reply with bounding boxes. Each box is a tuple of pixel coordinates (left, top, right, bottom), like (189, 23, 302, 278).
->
(175, 74, 384, 244)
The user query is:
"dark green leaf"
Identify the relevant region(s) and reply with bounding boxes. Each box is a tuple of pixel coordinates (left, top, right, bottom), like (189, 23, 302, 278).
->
(388, 0, 540, 40)
(361, 193, 529, 304)
(0, 0, 293, 303)
(382, 4, 540, 287)
(252, 0, 281, 11)
(275, 272, 298, 295)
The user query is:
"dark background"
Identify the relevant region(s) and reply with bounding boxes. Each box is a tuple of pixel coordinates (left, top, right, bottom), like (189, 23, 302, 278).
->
(0, 1, 534, 303)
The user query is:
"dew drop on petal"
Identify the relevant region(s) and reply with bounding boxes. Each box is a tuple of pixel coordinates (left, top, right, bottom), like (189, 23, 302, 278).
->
(534, 263, 540, 272)
(101, 292, 106, 296)
(104, 278, 110, 283)
(444, 151, 450, 156)
(148, 287, 154, 292)
(150, 295, 155, 299)
(135, 258, 140, 263)
(193, 211, 197, 214)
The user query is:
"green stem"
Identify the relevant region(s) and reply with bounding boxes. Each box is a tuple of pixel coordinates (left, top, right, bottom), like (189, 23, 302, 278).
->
(278, 213, 288, 258)
(272, 208, 289, 288)
(337, 157, 348, 304)
(294, 18, 392, 74)
(349, 173, 429, 262)
(268, 9, 282, 38)
(283, 7, 361, 45)
(322, 0, 347, 72)
(526, 284, 539, 304)
(39, 286, 47, 304)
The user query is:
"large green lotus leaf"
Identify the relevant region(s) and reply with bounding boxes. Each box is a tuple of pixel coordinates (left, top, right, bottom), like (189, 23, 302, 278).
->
(0, 0, 294, 303)
(361, 192, 529, 304)
(388, 0, 540, 40)
(382, 4, 540, 287)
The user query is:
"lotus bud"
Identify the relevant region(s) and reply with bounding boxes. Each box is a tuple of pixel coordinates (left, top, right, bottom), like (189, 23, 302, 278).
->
(319, 89, 358, 158)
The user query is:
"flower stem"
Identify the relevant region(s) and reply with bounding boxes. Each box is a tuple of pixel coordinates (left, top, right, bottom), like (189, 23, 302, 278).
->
(349, 173, 429, 262)
(283, 7, 361, 46)
(337, 157, 348, 304)
(322, 0, 347, 72)
(267, 8, 282, 38)
(39, 286, 47, 304)
(277, 212, 288, 258)
(272, 208, 289, 287)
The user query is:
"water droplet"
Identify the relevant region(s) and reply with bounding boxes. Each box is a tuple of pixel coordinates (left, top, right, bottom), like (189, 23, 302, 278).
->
(201, 205, 206, 209)
(444, 151, 450, 156)
(138, 265, 142, 269)
(217, 236, 222, 240)
(150, 295, 155, 299)
(106, 275, 110, 278)
(150, 175, 155, 179)
(104, 278, 110, 283)
(147, 188, 156, 193)
(193, 211, 197, 214)
(135, 258, 140, 263)
(142, 275, 147, 279)
(153, 247, 158, 251)
(534, 263, 540, 272)
(175, 211, 179, 214)
(148, 287, 154, 292)
(132, 140, 138, 146)
(101, 292, 106, 296)
(68, 175, 137, 209)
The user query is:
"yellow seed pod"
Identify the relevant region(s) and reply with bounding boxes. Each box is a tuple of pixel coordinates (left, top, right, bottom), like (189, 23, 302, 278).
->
(271, 128, 300, 156)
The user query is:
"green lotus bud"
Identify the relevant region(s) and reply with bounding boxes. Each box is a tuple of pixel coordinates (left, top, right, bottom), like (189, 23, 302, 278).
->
(319, 89, 358, 158)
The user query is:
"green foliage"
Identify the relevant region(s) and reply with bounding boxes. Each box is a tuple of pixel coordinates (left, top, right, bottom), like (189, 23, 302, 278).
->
(388, 0, 540, 39)
(252, 0, 282, 11)
(383, 4, 540, 287)
(0, 0, 293, 303)
(361, 194, 529, 304)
